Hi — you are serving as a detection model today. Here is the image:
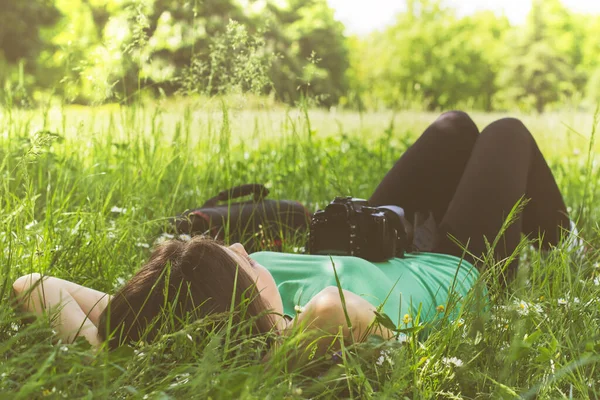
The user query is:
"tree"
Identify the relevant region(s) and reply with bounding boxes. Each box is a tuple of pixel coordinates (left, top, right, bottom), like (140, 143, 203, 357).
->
(351, 0, 508, 111)
(267, 0, 349, 106)
(0, 0, 61, 65)
(499, 0, 576, 113)
(0, 0, 61, 104)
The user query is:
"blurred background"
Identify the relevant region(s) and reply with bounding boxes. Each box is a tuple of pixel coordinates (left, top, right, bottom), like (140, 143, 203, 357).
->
(1, 0, 599, 113)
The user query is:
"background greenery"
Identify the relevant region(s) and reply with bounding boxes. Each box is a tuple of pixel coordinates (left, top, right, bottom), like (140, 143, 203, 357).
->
(1, 102, 599, 398)
(2, 0, 600, 112)
(2, 0, 600, 398)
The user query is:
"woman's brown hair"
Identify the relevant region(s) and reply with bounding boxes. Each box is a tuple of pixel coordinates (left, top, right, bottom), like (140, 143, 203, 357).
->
(97, 237, 274, 349)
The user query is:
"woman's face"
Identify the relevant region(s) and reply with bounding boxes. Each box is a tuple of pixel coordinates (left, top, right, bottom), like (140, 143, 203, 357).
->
(224, 243, 285, 329)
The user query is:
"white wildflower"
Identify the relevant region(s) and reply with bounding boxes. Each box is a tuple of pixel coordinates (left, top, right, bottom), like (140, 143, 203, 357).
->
(574, 297, 581, 304)
(294, 305, 305, 314)
(155, 233, 175, 245)
(557, 298, 568, 306)
(135, 242, 150, 249)
(594, 277, 600, 286)
(397, 333, 408, 343)
(513, 299, 543, 316)
(60, 346, 68, 352)
(376, 350, 394, 367)
(179, 234, 192, 242)
(110, 206, 127, 214)
(442, 357, 464, 368)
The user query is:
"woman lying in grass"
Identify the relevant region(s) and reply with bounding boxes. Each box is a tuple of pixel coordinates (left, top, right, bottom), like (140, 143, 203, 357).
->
(12, 112, 581, 355)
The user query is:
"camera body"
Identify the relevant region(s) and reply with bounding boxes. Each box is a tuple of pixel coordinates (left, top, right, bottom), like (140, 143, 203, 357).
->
(308, 197, 409, 262)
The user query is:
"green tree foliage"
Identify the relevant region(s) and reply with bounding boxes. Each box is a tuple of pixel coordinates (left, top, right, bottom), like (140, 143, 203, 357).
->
(267, 0, 349, 106)
(349, 0, 510, 111)
(3, 0, 600, 111)
(0, 0, 61, 64)
(20, 0, 349, 106)
(581, 15, 600, 104)
(140, 0, 253, 97)
(347, 0, 600, 112)
(499, 0, 579, 112)
(0, 0, 61, 104)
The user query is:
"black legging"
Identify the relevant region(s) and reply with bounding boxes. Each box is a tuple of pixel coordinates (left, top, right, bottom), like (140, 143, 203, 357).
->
(369, 111, 571, 279)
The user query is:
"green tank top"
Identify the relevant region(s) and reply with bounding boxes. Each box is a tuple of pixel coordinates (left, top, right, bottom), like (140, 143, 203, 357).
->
(249, 252, 480, 328)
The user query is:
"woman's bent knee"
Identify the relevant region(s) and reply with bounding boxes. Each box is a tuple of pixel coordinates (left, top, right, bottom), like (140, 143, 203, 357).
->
(482, 118, 533, 144)
(436, 110, 473, 125)
(433, 111, 478, 136)
(13, 273, 43, 295)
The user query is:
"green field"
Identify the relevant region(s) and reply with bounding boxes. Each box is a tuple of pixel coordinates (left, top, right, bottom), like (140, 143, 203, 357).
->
(1, 100, 599, 398)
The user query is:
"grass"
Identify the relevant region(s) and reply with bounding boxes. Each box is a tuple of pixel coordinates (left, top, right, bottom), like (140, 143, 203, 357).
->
(1, 97, 600, 399)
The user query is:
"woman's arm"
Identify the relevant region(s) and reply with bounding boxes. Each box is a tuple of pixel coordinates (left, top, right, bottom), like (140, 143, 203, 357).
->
(283, 286, 395, 365)
(12, 273, 111, 348)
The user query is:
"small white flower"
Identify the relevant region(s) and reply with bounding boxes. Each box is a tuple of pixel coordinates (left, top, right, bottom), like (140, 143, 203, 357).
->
(574, 297, 581, 304)
(135, 242, 150, 249)
(60, 346, 68, 352)
(294, 305, 305, 314)
(442, 356, 464, 367)
(179, 234, 192, 242)
(594, 277, 600, 286)
(155, 233, 175, 245)
(376, 350, 394, 367)
(513, 299, 543, 316)
(110, 206, 127, 214)
(558, 298, 568, 306)
(397, 333, 408, 343)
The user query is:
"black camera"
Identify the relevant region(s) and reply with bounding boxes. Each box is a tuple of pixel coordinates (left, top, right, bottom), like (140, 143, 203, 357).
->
(308, 197, 409, 262)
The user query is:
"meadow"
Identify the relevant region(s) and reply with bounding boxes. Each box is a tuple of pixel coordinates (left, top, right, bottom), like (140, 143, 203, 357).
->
(1, 98, 599, 399)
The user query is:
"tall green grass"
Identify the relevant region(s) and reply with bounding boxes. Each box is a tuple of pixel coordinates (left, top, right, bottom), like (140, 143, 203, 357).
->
(1, 99, 599, 398)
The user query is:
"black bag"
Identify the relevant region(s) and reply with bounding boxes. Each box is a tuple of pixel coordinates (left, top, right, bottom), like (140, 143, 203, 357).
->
(170, 184, 312, 253)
